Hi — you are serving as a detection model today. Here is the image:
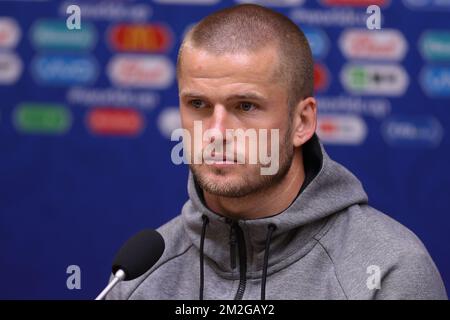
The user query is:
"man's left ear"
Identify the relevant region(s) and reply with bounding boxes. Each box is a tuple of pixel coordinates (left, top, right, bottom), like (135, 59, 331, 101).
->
(292, 97, 317, 148)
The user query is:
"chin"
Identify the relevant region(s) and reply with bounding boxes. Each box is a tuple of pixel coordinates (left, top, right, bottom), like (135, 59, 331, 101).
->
(198, 171, 246, 194)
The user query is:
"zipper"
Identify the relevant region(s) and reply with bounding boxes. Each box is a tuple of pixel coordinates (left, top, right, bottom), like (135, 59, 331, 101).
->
(229, 224, 237, 270)
(228, 221, 247, 300)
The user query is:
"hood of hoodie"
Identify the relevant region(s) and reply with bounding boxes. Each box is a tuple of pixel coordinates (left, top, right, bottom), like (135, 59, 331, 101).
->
(181, 134, 369, 280)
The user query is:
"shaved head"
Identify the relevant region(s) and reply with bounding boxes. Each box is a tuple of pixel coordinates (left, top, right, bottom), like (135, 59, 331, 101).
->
(177, 4, 314, 109)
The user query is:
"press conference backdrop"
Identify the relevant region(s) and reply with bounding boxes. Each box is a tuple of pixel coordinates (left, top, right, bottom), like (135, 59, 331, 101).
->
(0, 0, 449, 299)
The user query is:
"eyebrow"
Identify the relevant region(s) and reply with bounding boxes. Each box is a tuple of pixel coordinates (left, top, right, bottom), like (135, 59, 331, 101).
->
(180, 91, 266, 102)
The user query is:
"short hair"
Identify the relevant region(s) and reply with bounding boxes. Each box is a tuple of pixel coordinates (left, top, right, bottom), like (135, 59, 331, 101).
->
(176, 4, 314, 109)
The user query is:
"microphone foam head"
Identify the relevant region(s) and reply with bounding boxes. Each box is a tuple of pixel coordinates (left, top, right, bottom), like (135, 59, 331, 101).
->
(112, 229, 165, 281)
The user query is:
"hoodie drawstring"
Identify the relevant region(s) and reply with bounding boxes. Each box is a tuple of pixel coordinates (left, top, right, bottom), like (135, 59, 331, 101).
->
(261, 223, 276, 300)
(199, 214, 209, 300)
(198, 215, 277, 300)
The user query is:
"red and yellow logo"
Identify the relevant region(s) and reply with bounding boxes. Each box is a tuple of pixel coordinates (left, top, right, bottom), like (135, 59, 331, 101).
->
(109, 24, 172, 53)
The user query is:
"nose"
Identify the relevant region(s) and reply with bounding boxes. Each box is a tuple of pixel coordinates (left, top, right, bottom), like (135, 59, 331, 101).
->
(205, 104, 230, 141)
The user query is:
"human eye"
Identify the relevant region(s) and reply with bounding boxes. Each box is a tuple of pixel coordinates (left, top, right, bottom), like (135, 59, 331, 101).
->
(189, 99, 206, 109)
(238, 101, 257, 112)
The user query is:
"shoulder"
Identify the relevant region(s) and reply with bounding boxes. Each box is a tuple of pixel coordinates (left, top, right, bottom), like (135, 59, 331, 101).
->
(318, 205, 448, 299)
(157, 214, 189, 250)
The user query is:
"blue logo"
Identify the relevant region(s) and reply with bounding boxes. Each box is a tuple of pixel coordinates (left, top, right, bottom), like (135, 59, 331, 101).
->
(420, 66, 450, 97)
(302, 27, 329, 59)
(382, 115, 443, 148)
(31, 54, 98, 86)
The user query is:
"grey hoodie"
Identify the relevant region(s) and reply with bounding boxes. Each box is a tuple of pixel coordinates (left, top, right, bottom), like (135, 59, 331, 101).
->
(107, 134, 447, 300)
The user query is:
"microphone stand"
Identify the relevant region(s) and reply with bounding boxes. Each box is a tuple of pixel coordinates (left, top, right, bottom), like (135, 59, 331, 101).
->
(95, 269, 126, 300)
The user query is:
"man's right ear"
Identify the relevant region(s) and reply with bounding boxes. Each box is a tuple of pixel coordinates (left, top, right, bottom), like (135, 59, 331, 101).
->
(291, 97, 317, 148)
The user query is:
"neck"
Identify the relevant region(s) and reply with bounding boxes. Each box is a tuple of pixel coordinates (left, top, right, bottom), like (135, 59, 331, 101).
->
(203, 149, 305, 220)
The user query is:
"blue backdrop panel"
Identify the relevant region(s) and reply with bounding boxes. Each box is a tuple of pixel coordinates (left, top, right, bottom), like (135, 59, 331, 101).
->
(0, 0, 448, 299)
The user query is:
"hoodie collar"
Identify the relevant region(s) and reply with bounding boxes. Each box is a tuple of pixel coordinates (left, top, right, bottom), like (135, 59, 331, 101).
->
(182, 134, 368, 277)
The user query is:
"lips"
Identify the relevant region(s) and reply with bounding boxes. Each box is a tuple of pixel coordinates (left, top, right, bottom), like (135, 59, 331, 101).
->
(212, 160, 236, 164)
(204, 154, 238, 164)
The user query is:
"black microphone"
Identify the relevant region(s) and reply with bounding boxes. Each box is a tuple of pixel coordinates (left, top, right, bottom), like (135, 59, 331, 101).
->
(95, 229, 165, 300)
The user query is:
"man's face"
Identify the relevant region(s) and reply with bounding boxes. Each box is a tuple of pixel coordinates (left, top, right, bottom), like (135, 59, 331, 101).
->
(178, 45, 295, 197)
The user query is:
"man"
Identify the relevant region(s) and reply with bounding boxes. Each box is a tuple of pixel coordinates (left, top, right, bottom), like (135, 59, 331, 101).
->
(107, 4, 447, 299)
